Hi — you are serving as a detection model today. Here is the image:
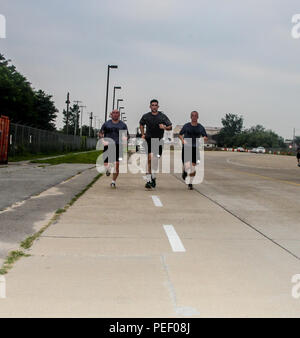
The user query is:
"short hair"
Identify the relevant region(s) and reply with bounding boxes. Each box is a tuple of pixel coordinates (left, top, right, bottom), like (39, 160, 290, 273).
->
(191, 111, 199, 117)
(150, 99, 159, 105)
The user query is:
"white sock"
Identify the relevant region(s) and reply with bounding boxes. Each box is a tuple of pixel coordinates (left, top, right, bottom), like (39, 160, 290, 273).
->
(151, 173, 156, 179)
(146, 174, 152, 182)
(112, 180, 116, 184)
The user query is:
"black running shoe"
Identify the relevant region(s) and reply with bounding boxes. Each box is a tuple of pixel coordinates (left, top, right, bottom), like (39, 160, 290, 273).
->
(188, 184, 193, 190)
(111, 182, 116, 189)
(182, 171, 187, 181)
(151, 178, 156, 188)
(145, 181, 152, 189)
(106, 170, 111, 177)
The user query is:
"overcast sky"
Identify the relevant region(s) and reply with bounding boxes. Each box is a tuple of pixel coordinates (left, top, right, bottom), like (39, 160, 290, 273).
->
(1, 0, 300, 138)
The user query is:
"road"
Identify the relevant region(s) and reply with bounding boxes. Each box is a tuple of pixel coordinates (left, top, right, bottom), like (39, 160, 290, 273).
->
(195, 151, 300, 259)
(0, 151, 300, 317)
(0, 162, 98, 266)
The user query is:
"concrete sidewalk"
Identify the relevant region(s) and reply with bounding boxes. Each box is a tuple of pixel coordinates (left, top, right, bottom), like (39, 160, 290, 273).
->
(0, 172, 300, 317)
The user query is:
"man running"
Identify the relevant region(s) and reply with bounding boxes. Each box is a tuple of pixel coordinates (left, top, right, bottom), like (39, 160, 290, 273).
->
(179, 111, 208, 190)
(99, 110, 128, 188)
(139, 99, 172, 189)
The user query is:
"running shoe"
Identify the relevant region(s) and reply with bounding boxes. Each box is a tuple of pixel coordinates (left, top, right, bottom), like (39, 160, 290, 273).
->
(111, 182, 116, 189)
(151, 178, 156, 188)
(182, 171, 187, 181)
(106, 169, 111, 177)
(145, 181, 152, 189)
(188, 184, 193, 190)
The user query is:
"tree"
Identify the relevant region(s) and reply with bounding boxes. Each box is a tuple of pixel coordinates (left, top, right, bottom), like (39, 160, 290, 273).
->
(216, 113, 244, 147)
(216, 114, 285, 148)
(33, 90, 58, 131)
(0, 53, 58, 130)
(62, 104, 80, 135)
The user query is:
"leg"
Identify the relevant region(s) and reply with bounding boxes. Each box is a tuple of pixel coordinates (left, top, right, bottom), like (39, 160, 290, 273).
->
(113, 161, 120, 181)
(103, 146, 111, 176)
(111, 144, 120, 188)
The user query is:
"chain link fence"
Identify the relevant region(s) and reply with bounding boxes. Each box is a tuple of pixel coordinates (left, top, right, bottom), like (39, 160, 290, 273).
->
(8, 123, 97, 157)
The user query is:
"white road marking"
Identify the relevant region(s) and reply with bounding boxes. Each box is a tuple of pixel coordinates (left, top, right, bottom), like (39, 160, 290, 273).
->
(163, 225, 186, 252)
(152, 196, 163, 207)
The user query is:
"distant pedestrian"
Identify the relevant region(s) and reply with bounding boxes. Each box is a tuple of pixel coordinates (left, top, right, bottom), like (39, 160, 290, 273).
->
(179, 111, 208, 190)
(297, 147, 300, 167)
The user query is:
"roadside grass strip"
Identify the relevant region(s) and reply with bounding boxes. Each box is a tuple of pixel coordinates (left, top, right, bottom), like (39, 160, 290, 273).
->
(0, 173, 102, 275)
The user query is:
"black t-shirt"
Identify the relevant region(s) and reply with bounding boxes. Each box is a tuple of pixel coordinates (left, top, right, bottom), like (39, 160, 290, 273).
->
(100, 120, 128, 144)
(179, 123, 207, 147)
(139, 112, 172, 139)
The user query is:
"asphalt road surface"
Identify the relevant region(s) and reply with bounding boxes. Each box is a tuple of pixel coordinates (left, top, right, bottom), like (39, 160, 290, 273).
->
(0, 162, 98, 266)
(1, 151, 300, 317)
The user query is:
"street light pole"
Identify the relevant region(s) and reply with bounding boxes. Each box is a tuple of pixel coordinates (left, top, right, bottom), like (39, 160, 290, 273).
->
(105, 65, 118, 122)
(113, 86, 122, 111)
(117, 99, 123, 111)
(119, 107, 125, 120)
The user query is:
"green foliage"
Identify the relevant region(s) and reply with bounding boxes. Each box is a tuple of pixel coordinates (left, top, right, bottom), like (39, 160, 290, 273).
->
(62, 104, 80, 135)
(31, 150, 103, 165)
(216, 113, 286, 149)
(216, 113, 244, 147)
(62, 105, 97, 136)
(0, 53, 58, 130)
(233, 126, 286, 148)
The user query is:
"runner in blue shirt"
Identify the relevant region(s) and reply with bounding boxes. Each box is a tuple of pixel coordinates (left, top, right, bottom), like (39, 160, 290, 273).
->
(99, 110, 128, 188)
(179, 111, 208, 190)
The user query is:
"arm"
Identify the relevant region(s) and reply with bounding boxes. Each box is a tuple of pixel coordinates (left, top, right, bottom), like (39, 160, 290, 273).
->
(139, 115, 146, 139)
(201, 126, 208, 142)
(179, 134, 186, 145)
(179, 125, 186, 144)
(99, 124, 108, 145)
(160, 114, 172, 131)
(140, 125, 146, 139)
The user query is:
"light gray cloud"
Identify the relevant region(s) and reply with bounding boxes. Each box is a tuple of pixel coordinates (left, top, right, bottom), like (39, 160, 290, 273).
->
(1, 0, 300, 138)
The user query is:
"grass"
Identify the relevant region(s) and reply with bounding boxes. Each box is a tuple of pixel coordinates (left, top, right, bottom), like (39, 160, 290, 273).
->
(20, 173, 102, 251)
(0, 172, 102, 274)
(0, 251, 30, 275)
(31, 150, 102, 165)
(8, 149, 94, 162)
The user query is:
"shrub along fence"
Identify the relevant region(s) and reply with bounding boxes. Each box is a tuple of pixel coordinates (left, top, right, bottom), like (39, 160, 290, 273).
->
(8, 123, 97, 157)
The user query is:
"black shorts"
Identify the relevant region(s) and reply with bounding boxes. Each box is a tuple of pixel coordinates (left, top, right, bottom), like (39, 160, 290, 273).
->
(103, 144, 123, 164)
(145, 138, 163, 156)
(182, 146, 200, 164)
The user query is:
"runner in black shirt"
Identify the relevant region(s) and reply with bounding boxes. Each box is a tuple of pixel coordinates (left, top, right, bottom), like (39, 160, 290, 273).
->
(179, 111, 208, 190)
(139, 99, 172, 189)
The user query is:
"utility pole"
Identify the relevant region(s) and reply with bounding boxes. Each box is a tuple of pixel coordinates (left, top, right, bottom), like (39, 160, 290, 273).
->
(79, 105, 87, 137)
(73, 100, 82, 136)
(293, 128, 295, 149)
(94, 116, 98, 137)
(65, 93, 70, 135)
(89, 112, 93, 137)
